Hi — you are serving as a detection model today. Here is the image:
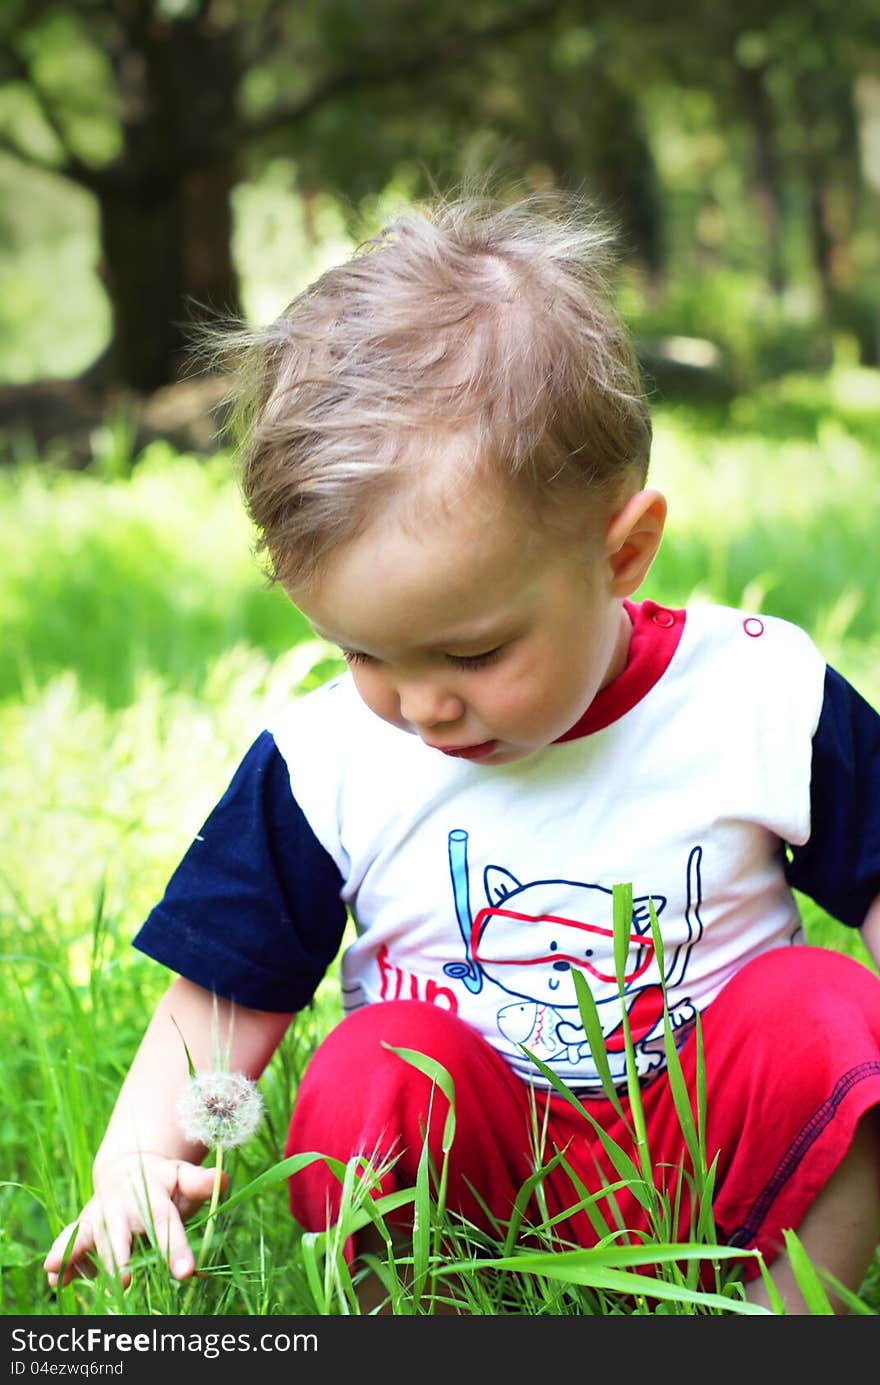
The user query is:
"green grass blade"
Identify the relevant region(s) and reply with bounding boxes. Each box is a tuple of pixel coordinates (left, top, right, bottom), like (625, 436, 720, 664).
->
(780, 1228, 835, 1314)
(571, 968, 628, 1123)
(382, 1044, 456, 1152)
(612, 884, 654, 1212)
(202, 1150, 337, 1217)
(522, 1048, 653, 1210)
(410, 1137, 431, 1304)
(465, 1244, 768, 1314)
(501, 1143, 577, 1254)
(553, 1151, 619, 1241)
(612, 881, 634, 990)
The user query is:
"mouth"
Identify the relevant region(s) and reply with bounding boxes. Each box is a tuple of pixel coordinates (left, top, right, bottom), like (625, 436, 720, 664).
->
(431, 739, 500, 761)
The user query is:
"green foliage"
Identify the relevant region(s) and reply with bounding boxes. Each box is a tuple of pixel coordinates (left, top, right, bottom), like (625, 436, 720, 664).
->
(1, 1, 878, 391)
(628, 265, 842, 393)
(0, 156, 109, 384)
(0, 446, 327, 709)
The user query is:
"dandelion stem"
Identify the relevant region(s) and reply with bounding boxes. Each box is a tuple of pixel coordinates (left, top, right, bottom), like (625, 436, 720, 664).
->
(198, 1144, 225, 1271)
(182, 1145, 225, 1312)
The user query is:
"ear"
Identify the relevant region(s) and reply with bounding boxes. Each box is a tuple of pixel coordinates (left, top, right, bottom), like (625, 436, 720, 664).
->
(604, 489, 667, 598)
(484, 865, 521, 905)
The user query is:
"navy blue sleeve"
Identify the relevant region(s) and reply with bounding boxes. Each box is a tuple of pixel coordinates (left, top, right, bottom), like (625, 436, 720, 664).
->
(785, 665, 880, 928)
(132, 731, 348, 1011)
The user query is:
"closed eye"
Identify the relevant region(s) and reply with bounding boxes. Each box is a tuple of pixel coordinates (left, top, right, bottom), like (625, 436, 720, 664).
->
(446, 646, 505, 670)
(341, 646, 505, 670)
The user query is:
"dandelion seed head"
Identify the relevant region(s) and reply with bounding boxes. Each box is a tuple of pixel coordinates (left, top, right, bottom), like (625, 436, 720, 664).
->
(177, 1071, 264, 1148)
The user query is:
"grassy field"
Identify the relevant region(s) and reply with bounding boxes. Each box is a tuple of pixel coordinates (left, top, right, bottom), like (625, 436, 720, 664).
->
(2, 365, 879, 1315)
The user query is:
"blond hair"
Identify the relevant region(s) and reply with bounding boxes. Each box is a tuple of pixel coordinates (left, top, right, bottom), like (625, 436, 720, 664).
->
(225, 189, 651, 586)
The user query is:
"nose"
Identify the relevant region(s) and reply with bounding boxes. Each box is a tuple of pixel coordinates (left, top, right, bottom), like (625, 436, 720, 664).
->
(397, 677, 465, 731)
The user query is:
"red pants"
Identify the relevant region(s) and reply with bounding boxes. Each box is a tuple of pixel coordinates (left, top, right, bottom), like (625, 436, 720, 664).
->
(285, 946, 880, 1280)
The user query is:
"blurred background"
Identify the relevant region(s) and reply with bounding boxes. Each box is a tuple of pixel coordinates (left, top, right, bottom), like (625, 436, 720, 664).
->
(1, 0, 878, 440)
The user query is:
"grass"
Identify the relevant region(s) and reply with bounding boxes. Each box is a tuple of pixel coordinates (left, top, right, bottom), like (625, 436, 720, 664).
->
(2, 365, 879, 1315)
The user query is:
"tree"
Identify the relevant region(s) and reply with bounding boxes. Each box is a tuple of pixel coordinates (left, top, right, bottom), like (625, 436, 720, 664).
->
(0, 0, 571, 392)
(1, 0, 877, 395)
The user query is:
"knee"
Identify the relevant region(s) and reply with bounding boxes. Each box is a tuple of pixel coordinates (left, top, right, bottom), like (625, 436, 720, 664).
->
(697, 943, 880, 1105)
(288, 1000, 479, 1140)
(285, 1002, 472, 1187)
(310, 997, 471, 1069)
(306, 1000, 481, 1086)
(717, 943, 880, 1026)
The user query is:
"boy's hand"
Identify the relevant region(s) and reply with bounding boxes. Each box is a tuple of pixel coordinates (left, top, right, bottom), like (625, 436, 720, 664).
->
(43, 1153, 226, 1289)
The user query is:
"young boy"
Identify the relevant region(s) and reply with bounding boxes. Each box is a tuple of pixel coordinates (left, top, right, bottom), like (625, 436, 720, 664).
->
(44, 190, 880, 1314)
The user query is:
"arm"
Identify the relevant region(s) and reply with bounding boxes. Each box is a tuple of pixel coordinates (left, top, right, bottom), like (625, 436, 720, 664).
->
(785, 666, 880, 947)
(44, 976, 293, 1288)
(45, 733, 344, 1289)
(860, 894, 880, 971)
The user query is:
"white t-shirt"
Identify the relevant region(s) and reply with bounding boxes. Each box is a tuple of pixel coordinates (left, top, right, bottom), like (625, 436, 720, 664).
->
(134, 601, 879, 1092)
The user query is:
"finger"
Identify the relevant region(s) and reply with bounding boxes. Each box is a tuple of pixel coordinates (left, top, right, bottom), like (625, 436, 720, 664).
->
(44, 1222, 79, 1274)
(93, 1213, 134, 1289)
(45, 1220, 98, 1288)
(174, 1160, 228, 1217)
(169, 1164, 229, 1221)
(148, 1203, 196, 1281)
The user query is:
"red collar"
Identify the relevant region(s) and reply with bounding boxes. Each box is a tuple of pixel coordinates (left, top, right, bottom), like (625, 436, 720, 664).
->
(555, 600, 685, 742)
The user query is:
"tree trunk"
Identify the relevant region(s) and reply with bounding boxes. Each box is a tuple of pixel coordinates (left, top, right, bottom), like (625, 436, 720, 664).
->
(585, 71, 665, 279)
(92, 13, 242, 392)
(529, 64, 664, 281)
(798, 68, 861, 361)
(738, 61, 786, 296)
(98, 158, 239, 392)
(806, 167, 834, 316)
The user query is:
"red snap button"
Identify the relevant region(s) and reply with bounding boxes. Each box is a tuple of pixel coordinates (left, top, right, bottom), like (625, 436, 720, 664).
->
(652, 608, 675, 628)
(743, 616, 764, 638)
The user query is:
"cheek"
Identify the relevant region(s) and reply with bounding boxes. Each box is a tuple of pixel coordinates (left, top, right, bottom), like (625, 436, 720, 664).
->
(498, 644, 578, 712)
(473, 663, 537, 722)
(497, 641, 599, 733)
(350, 667, 399, 722)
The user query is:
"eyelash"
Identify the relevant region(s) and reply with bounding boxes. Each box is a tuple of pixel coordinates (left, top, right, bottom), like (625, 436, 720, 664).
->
(448, 647, 505, 670)
(341, 647, 505, 671)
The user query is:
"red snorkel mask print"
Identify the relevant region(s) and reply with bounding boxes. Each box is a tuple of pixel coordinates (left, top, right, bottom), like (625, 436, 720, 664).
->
(470, 905, 656, 985)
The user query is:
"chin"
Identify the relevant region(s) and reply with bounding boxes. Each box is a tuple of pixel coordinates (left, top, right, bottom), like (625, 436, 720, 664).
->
(483, 745, 532, 766)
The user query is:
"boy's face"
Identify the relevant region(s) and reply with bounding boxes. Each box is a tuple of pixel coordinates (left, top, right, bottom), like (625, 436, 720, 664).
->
(289, 475, 663, 767)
